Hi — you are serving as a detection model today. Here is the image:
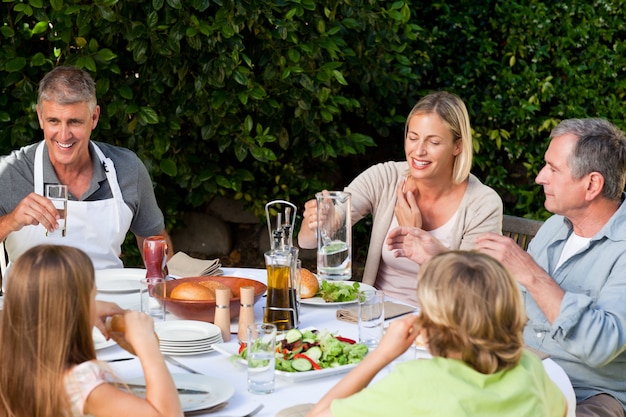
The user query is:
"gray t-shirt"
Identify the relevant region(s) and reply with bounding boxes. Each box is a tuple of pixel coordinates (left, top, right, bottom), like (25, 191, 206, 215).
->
(0, 140, 165, 237)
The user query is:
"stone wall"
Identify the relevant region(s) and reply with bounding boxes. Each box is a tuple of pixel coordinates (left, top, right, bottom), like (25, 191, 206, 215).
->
(170, 197, 316, 268)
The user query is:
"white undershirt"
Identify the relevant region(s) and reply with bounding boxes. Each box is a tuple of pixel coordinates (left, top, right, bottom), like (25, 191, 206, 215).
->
(556, 232, 591, 269)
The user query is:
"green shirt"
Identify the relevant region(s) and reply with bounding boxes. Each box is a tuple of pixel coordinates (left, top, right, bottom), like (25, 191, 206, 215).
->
(331, 350, 565, 417)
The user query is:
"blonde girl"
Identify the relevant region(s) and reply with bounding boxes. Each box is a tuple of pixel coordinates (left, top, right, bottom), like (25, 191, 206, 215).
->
(0, 244, 182, 417)
(308, 251, 567, 417)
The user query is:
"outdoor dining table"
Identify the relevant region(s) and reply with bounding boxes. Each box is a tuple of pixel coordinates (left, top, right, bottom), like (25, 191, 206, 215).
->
(96, 267, 577, 417)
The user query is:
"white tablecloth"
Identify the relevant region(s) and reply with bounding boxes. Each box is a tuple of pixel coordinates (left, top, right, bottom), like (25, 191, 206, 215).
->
(96, 267, 576, 417)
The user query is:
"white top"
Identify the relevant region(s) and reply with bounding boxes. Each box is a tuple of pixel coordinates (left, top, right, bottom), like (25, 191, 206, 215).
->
(377, 212, 458, 306)
(556, 232, 591, 270)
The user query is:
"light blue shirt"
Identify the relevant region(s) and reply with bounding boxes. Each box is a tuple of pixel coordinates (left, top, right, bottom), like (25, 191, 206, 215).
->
(524, 195, 626, 410)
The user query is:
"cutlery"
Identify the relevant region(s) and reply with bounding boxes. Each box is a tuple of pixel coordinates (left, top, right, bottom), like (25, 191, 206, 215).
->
(126, 383, 209, 395)
(106, 357, 135, 363)
(221, 403, 264, 417)
(164, 356, 203, 375)
(184, 403, 264, 417)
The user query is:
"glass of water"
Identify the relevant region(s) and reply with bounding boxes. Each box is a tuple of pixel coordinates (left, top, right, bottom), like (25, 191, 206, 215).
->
(316, 191, 352, 280)
(247, 322, 276, 394)
(45, 184, 68, 237)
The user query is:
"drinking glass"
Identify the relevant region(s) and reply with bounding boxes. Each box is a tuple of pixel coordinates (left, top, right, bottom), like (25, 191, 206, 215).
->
(140, 277, 166, 321)
(316, 191, 351, 280)
(45, 184, 68, 237)
(358, 289, 385, 349)
(247, 323, 276, 394)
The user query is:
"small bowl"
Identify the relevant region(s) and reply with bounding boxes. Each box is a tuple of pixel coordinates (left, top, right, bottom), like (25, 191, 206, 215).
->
(155, 276, 267, 322)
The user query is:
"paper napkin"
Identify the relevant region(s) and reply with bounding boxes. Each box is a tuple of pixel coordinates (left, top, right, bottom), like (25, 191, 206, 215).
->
(166, 251, 222, 277)
(336, 301, 417, 324)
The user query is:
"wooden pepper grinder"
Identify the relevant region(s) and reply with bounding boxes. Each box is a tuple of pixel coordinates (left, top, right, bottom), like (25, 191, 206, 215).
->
(237, 286, 256, 343)
(214, 287, 232, 342)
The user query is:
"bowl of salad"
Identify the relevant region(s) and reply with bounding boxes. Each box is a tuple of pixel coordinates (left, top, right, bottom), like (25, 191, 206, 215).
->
(214, 328, 369, 382)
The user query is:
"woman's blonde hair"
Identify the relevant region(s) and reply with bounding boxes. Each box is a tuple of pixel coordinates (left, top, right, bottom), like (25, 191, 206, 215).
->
(0, 245, 96, 417)
(416, 251, 526, 374)
(405, 91, 473, 184)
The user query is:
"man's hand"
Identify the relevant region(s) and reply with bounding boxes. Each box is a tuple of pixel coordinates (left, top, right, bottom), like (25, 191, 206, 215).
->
(386, 226, 446, 265)
(1, 192, 60, 237)
(474, 232, 539, 286)
(475, 232, 565, 322)
(94, 300, 125, 338)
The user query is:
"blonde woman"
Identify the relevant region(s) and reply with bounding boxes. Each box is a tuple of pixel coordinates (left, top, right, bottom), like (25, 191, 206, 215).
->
(0, 245, 182, 417)
(308, 251, 567, 417)
(298, 92, 502, 306)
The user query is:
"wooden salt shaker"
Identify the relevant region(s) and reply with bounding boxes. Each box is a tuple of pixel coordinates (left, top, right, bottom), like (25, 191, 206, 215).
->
(237, 286, 256, 343)
(214, 287, 232, 342)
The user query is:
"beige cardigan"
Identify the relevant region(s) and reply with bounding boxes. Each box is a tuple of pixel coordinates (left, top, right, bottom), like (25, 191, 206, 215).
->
(345, 161, 503, 286)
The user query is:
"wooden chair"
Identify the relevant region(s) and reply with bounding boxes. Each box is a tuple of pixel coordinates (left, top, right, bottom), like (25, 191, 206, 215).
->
(502, 214, 544, 251)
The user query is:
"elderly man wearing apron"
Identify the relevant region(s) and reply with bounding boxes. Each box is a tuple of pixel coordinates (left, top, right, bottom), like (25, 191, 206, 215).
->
(0, 66, 173, 282)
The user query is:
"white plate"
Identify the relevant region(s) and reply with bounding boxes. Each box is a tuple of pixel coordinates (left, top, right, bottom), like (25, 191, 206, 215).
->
(93, 327, 116, 350)
(96, 268, 145, 293)
(161, 346, 214, 354)
(155, 320, 221, 343)
(301, 282, 376, 306)
(124, 373, 234, 413)
(212, 342, 359, 382)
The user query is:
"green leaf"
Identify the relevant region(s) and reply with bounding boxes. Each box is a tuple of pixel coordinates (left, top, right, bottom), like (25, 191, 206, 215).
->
(32, 21, 49, 35)
(118, 85, 133, 100)
(160, 159, 177, 176)
(331, 70, 347, 86)
(139, 107, 159, 124)
(50, 0, 62, 11)
(244, 115, 253, 133)
(96, 48, 117, 62)
(30, 52, 46, 66)
(6, 57, 27, 73)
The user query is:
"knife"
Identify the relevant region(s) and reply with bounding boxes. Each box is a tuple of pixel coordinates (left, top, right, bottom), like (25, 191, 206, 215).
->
(125, 383, 209, 395)
(164, 356, 203, 375)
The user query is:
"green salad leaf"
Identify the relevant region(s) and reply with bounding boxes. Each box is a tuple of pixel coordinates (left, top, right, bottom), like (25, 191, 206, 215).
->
(319, 280, 361, 302)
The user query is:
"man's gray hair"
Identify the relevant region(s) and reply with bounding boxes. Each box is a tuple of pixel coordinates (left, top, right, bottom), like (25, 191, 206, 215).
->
(37, 66, 97, 112)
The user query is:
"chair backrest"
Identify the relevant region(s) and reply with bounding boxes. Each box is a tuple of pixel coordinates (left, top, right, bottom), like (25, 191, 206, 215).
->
(502, 214, 544, 251)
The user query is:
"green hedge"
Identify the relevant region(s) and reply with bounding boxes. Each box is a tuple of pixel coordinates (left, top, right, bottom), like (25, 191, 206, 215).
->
(2, 1, 626, 261)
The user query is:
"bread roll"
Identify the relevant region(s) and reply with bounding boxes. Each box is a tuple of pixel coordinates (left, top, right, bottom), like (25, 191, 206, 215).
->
(198, 280, 227, 297)
(170, 282, 215, 301)
(104, 314, 159, 356)
(300, 268, 319, 299)
(105, 314, 136, 355)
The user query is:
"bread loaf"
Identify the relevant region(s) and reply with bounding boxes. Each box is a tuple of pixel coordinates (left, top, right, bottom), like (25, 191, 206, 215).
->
(300, 268, 320, 299)
(170, 282, 215, 301)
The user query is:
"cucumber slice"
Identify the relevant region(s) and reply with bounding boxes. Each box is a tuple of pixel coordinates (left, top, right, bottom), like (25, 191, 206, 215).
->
(292, 357, 313, 372)
(304, 346, 322, 362)
(285, 328, 303, 344)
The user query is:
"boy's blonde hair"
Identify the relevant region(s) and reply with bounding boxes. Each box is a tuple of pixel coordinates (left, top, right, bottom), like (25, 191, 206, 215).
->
(0, 245, 96, 417)
(416, 251, 527, 374)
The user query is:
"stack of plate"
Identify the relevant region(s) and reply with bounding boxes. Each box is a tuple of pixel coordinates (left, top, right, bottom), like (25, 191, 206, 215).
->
(155, 320, 223, 356)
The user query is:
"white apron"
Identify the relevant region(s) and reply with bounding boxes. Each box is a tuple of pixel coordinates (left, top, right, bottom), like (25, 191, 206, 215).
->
(4, 141, 133, 273)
